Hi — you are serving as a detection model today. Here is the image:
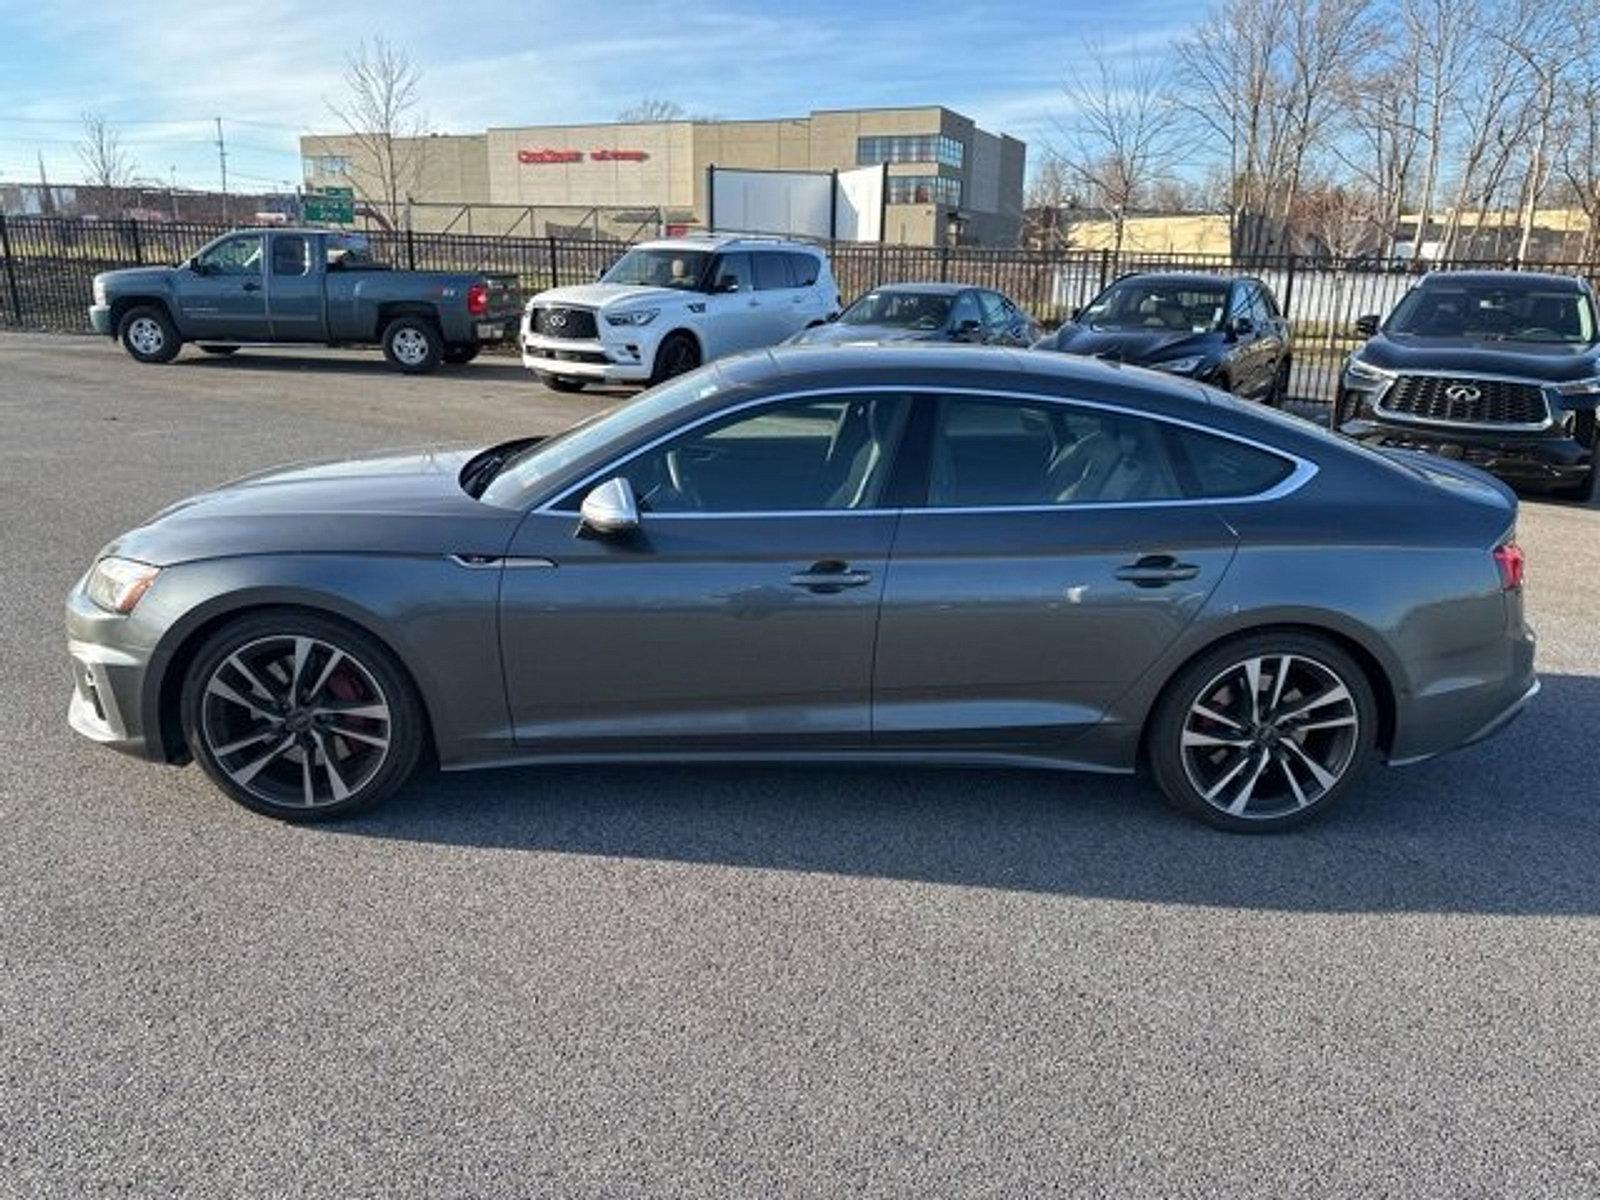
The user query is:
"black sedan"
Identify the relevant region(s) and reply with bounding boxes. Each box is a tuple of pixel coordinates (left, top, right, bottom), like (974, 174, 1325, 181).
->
(788, 283, 1039, 348)
(67, 346, 1534, 833)
(1037, 272, 1292, 405)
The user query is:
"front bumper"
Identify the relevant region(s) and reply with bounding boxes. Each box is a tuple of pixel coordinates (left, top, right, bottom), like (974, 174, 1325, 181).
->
(1340, 414, 1594, 484)
(521, 329, 654, 383)
(64, 584, 165, 761)
(89, 304, 113, 336)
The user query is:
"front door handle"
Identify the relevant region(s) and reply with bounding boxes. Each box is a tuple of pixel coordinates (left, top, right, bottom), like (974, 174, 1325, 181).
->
(789, 560, 872, 593)
(1115, 555, 1200, 587)
(242, 281, 261, 292)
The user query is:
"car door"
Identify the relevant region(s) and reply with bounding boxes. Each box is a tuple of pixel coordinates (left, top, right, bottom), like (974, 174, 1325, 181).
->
(872, 392, 1240, 753)
(787, 251, 830, 323)
(751, 250, 807, 342)
(496, 391, 911, 752)
(701, 251, 767, 358)
(265, 232, 325, 341)
(175, 233, 269, 340)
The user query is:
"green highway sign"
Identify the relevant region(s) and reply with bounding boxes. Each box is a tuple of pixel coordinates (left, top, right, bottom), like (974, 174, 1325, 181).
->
(303, 186, 355, 223)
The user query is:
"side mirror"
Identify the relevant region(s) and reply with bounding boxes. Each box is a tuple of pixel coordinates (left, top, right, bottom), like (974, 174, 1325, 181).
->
(187, 259, 209, 275)
(953, 318, 983, 341)
(1069, 305, 1083, 321)
(713, 276, 740, 294)
(594, 266, 606, 282)
(1354, 314, 1379, 337)
(1230, 316, 1255, 337)
(825, 311, 839, 323)
(579, 477, 640, 536)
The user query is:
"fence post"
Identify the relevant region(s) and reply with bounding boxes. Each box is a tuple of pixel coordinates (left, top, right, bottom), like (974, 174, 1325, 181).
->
(938, 244, 950, 283)
(547, 235, 559, 289)
(1098, 248, 1111, 289)
(1282, 253, 1297, 317)
(128, 218, 144, 265)
(0, 214, 20, 325)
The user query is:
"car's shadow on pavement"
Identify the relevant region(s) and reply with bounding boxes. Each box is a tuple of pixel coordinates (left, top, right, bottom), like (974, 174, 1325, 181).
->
(334, 673, 1600, 915)
(174, 350, 628, 391)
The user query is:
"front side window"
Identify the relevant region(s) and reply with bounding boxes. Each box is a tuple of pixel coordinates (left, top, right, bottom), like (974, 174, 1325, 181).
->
(751, 252, 793, 291)
(786, 252, 820, 287)
(709, 252, 753, 295)
(271, 235, 310, 277)
(609, 394, 910, 514)
(928, 397, 1185, 507)
(948, 291, 982, 329)
(1385, 282, 1597, 343)
(839, 290, 953, 330)
(601, 247, 709, 291)
(197, 235, 263, 276)
(1081, 279, 1229, 333)
(977, 291, 1008, 327)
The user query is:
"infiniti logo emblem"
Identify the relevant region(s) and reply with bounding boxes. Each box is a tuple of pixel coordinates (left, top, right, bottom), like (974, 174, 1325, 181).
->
(1444, 384, 1481, 403)
(546, 310, 568, 329)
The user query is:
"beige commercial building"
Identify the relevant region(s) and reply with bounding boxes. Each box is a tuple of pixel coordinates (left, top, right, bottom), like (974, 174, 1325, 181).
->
(301, 107, 1026, 246)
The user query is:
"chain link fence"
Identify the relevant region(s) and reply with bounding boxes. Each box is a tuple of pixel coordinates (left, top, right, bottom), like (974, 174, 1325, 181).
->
(4, 214, 1598, 407)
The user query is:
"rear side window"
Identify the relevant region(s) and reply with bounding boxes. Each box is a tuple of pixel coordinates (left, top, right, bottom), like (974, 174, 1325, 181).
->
(786, 252, 820, 287)
(752, 252, 793, 291)
(272, 235, 310, 277)
(1166, 427, 1294, 498)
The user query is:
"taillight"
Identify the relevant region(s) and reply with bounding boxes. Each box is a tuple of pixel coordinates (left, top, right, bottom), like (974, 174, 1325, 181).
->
(1493, 541, 1525, 590)
(467, 282, 489, 317)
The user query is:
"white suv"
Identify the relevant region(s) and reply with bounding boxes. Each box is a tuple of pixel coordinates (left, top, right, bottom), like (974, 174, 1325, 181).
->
(521, 235, 840, 391)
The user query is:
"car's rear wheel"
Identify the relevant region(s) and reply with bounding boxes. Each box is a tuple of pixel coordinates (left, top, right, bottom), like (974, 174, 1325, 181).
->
(649, 332, 700, 385)
(537, 372, 586, 392)
(381, 316, 443, 374)
(198, 344, 240, 357)
(179, 611, 424, 822)
(1148, 632, 1379, 832)
(442, 343, 481, 365)
(118, 305, 181, 364)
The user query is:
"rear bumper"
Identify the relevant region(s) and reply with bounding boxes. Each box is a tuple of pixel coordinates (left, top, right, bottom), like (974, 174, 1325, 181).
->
(1389, 624, 1539, 766)
(471, 316, 519, 344)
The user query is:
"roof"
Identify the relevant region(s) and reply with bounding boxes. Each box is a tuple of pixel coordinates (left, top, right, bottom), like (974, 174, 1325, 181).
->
(638, 233, 822, 253)
(855, 282, 968, 295)
(1419, 270, 1588, 290)
(1115, 271, 1243, 288)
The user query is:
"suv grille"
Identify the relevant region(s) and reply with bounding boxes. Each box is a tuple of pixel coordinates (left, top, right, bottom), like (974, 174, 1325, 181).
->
(532, 306, 598, 339)
(1381, 375, 1549, 426)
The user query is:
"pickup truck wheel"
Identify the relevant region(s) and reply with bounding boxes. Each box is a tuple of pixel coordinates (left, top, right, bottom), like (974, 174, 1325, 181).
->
(381, 317, 442, 374)
(442, 344, 481, 365)
(118, 305, 181, 364)
(649, 333, 701, 385)
(537, 373, 587, 393)
(198, 344, 239, 357)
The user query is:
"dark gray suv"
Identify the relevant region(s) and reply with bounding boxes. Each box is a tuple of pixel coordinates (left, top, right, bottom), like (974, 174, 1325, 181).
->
(66, 346, 1536, 832)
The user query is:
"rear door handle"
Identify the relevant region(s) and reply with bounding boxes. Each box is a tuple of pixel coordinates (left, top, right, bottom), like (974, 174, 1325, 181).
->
(789, 560, 872, 592)
(1115, 555, 1200, 587)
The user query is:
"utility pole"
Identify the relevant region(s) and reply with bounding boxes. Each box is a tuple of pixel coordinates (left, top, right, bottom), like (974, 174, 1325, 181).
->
(169, 166, 179, 221)
(214, 117, 229, 222)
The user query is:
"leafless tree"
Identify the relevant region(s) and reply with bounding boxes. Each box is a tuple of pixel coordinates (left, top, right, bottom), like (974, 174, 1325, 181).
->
(1294, 181, 1385, 257)
(326, 37, 428, 227)
(1554, 42, 1600, 260)
(1023, 154, 1078, 250)
(76, 111, 137, 207)
(616, 98, 686, 122)
(1051, 45, 1186, 257)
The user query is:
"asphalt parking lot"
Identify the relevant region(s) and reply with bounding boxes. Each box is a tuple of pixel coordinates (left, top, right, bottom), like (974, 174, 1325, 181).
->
(3, 332, 1598, 1198)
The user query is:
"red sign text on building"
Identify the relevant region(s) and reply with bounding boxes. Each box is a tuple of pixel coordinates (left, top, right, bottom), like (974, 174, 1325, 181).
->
(517, 148, 650, 165)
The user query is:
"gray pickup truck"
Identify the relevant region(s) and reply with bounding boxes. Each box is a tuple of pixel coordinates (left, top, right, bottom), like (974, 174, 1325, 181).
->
(89, 227, 521, 373)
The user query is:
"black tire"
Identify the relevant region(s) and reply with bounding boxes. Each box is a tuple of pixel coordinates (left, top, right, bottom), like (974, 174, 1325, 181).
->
(1147, 631, 1380, 833)
(198, 344, 240, 357)
(381, 316, 443, 374)
(537, 372, 587, 393)
(442, 343, 481, 365)
(1553, 412, 1598, 503)
(179, 609, 425, 822)
(1264, 357, 1291, 408)
(649, 332, 701, 385)
(117, 304, 181, 364)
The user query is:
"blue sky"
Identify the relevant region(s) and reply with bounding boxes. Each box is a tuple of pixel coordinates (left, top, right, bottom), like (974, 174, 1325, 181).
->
(0, 0, 1192, 192)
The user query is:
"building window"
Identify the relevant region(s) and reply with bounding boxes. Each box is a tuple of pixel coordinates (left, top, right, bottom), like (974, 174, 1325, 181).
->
(887, 175, 962, 207)
(857, 134, 964, 168)
(303, 155, 352, 177)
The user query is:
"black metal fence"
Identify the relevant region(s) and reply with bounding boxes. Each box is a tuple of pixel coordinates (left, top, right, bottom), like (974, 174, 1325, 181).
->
(4, 214, 1599, 407)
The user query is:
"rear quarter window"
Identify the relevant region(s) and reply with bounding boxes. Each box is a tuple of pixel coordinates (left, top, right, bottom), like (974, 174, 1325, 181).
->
(787, 252, 820, 287)
(1168, 427, 1294, 498)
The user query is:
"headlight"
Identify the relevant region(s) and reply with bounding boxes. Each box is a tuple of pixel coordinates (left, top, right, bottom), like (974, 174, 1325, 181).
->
(605, 308, 659, 327)
(85, 556, 160, 614)
(1554, 375, 1600, 397)
(1148, 355, 1206, 375)
(1345, 356, 1393, 385)
(93, 276, 107, 305)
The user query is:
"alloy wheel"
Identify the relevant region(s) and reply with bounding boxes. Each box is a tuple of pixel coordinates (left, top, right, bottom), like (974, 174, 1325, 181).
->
(199, 634, 392, 809)
(391, 327, 430, 366)
(127, 317, 165, 356)
(1179, 653, 1360, 821)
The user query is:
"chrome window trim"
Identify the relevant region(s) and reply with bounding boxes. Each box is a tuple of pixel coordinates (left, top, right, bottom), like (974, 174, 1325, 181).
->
(1371, 367, 1556, 432)
(535, 384, 1319, 518)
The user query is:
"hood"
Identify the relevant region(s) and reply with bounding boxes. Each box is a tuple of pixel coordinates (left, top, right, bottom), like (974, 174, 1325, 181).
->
(789, 322, 946, 347)
(95, 265, 179, 289)
(1355, 333, 1600, 384)
(1049, 323, 1220, 364)
(107, 447, 521, 567)
(528, 282, 693, 311)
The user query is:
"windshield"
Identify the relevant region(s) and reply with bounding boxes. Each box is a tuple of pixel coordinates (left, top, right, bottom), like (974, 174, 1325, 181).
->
(1385, 282, 1597, 343)
(1081, 280, 1229, 333)
(601, 248, 710, 291)
(478, 368, 730, 507)
(839, 290, 954, 329)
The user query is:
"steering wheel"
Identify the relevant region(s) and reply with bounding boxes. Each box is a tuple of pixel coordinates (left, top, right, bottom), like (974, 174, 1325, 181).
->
(664, 447, 706, 511)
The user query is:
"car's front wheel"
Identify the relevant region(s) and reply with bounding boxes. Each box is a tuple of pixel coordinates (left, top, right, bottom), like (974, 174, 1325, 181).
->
(649, 332, 701, 385)
(1148, 633, 1379, 832)
(118, 305, 181, 364)
(179, 611, 424, 821)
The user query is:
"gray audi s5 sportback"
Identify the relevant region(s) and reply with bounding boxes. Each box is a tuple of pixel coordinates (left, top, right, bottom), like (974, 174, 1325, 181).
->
(66, 346, 1537, 832)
